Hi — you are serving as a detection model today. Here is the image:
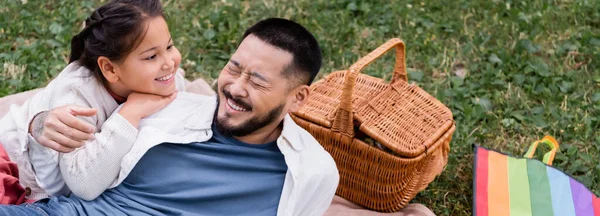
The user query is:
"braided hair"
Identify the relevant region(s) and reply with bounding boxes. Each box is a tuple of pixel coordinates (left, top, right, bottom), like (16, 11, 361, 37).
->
(69, 0, 165, 83)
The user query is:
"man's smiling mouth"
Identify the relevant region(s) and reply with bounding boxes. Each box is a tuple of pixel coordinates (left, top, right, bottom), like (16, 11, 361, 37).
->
(227, 98, 250, 112)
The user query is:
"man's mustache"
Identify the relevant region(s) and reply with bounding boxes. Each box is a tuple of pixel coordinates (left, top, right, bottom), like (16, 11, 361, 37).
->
(222, 89, 253, 110)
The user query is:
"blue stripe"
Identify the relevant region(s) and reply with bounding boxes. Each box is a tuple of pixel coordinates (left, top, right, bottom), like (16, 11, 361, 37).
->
(546, 166, 576, 216)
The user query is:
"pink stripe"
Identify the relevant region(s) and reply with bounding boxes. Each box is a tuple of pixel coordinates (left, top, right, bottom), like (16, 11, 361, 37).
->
(593, 195, 600, 216)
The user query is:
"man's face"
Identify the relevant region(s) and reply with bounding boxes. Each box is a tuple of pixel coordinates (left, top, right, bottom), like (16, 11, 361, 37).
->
(215, 34, 303, 137)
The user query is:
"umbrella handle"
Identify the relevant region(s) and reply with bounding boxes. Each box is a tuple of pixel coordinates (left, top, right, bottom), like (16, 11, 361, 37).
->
(524, 136, 559, 165)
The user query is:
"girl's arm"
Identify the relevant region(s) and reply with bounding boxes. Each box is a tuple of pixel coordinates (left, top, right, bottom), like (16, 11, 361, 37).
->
(58, 92, 176, 200)
(24, 89, 121, 198)
(57, 112, 138, 200)
(28, 69, 184, 199)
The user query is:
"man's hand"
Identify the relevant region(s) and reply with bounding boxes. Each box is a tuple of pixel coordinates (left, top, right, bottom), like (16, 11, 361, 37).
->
(118, 91, 178, 128)
(29, 105, 97, 153)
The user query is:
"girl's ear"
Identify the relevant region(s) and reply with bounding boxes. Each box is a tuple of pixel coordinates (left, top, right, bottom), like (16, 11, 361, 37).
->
(98, 57, 119, 83)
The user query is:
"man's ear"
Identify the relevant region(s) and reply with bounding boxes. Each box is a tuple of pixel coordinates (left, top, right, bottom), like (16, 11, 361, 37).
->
(289, 85, 310, 112)
(98, 57, 119, 83)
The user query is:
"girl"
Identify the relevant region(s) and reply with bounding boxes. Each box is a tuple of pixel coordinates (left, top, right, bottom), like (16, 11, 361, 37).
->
(0, 0, 184, 201)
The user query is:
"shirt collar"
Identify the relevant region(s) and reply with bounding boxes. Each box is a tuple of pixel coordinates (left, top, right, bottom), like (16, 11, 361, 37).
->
(279, 114, 305, 151)
(105, 85, 127, 104)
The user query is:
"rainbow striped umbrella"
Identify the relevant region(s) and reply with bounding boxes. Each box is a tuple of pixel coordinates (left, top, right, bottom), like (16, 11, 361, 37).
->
(473, 136, 600, 216)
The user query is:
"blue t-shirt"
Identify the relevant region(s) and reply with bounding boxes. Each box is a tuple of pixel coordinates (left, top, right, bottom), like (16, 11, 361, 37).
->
(47, 125, 288, 215)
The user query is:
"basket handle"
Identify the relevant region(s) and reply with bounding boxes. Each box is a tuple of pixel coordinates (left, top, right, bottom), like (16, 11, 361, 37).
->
(331, 38, 407, 136)
(523, 136, 559, 165)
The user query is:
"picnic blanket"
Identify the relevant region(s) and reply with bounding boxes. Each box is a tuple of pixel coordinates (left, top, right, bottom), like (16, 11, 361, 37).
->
(473, 137, 600, 216)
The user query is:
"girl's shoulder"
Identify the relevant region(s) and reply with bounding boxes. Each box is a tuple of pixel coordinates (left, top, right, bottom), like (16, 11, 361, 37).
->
(49, 62, 97, 87)
(35, 62, 111, 109)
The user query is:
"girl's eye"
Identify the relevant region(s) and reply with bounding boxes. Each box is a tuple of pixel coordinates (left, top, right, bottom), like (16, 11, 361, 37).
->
(145, 54, 157, 60)
(167, 44, 174, 50)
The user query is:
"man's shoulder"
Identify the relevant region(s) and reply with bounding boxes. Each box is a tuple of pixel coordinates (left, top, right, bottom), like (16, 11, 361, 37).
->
(174, 92, 217, 104)
(282, 115, 339, 178)
(140, 92, 216, 129)
(286, 120, 340, 201)
(282, 115, 329, 153)
(156, 92, 216, 115)
(297, 130, 338, 173)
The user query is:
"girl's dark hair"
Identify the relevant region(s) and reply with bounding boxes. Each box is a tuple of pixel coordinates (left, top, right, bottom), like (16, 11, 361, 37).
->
(69, 0, 164, 83)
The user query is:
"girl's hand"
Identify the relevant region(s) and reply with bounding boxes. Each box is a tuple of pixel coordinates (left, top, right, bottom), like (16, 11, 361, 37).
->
(119, 91, 178, 128)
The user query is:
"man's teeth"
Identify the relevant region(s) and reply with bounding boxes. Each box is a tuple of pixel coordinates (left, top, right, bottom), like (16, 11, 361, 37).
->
(227, 99, 249, 111)
(156, 73, 174, 81)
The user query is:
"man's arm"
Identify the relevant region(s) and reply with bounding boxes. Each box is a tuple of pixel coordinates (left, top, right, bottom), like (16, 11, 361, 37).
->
(291, 150, 340, 216)
(29, 106, 97, 153)
(306, 157, 339, 216)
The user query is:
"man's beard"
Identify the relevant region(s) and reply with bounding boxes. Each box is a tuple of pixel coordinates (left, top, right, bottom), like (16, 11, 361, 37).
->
(214, 92, 285, 137)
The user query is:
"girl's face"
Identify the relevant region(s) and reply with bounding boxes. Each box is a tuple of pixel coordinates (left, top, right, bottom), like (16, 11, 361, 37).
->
(106, 16, 181, 97)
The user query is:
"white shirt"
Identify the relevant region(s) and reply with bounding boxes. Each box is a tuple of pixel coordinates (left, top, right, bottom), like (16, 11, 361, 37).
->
(119, 93, 340, 216)
(43, 91, 340, 216)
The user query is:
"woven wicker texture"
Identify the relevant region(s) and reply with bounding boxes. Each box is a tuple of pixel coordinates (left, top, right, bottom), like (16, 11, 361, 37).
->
(291, 38, 455, 212)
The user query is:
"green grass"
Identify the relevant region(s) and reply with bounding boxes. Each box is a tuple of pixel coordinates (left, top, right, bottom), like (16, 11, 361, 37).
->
(1, 0, 599, 215)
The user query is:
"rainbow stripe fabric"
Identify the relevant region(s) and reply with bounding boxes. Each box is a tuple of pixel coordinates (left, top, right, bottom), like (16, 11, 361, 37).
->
(473, 145, 600, 216)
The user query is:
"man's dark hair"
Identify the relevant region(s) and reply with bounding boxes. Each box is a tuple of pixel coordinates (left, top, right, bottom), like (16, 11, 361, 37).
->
(242, 18, 322, 86)
(69, 0, 165, 84)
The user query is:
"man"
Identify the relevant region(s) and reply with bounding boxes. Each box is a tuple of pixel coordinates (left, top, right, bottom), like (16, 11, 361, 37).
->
(0, 18, 339, 216)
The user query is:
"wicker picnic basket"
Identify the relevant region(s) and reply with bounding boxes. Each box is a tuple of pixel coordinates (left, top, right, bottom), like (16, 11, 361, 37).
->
(290, 38, 455, 212)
